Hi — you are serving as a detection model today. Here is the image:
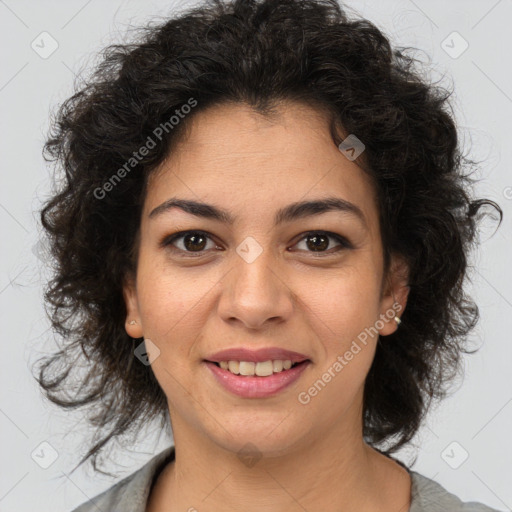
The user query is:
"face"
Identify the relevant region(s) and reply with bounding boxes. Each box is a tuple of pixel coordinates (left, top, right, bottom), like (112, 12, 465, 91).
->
(124, 101, 409, 457)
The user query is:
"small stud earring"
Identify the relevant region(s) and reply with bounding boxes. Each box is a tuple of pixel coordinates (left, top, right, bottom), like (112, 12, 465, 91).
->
(394, 316, 401, 325)
(129, 320, 137, 325)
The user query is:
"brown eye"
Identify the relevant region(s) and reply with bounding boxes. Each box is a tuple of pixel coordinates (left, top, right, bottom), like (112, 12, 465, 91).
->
(162, 230, 217, 254)
(182, 232, 207, 251)
(293, 231, 352, 254)
(305, 233, 329, 251)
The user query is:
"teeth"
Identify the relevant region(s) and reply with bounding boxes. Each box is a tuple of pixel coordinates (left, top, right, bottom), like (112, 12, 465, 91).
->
(255, 361, 273, 377)
(239, 361, 255, 375)
(227, 361, 239, 374)
(273, 360, 283, 372)
(218, 359, 297, 376)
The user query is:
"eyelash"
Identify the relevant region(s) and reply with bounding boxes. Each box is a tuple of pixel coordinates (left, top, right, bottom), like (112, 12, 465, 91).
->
(160, 230, 353, 257)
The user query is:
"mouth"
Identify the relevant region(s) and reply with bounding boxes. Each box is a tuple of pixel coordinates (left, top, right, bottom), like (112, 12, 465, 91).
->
(203, 359, 311, 398)
(205, 359, 310, 377)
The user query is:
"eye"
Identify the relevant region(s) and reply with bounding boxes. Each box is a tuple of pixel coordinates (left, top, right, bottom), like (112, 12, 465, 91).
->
(161, 230, 220, 255)
(161, 229, 353, 257)
(291, 231, 352, 255)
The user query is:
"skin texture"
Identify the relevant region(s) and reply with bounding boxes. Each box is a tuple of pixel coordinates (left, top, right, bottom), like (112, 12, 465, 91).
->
(123, 101, 411, 512)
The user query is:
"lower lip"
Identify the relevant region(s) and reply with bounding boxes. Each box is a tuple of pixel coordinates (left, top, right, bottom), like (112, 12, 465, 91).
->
(204, 361, 310, 398)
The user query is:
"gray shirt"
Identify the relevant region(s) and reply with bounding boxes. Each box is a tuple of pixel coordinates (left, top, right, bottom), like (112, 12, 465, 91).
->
(70, 446, 502, 512)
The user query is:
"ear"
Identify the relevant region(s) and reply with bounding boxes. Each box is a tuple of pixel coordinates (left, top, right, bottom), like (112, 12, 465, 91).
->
(377, 253, 410, 337)
(122, 272, 143, 339)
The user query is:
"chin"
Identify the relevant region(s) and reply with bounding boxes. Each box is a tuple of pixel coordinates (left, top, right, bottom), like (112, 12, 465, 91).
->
(208, 419, 307, 460)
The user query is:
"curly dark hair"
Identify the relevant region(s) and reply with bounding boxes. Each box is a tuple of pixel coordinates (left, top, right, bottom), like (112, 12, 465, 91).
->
(33, 0, 503, 475)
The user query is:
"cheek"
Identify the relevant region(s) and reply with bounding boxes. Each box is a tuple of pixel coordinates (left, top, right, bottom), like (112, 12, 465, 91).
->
(141, 276, 207, 315)
(135, 255, 221, 352)
(300, 265, 382, 348)
(296, 272, 381, 420)
(134, 264, 216, 398)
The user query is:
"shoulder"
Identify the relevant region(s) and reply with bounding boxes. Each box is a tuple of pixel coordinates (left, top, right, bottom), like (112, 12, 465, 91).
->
(409, 471, 503, 512)
(69, 446, 175, 512)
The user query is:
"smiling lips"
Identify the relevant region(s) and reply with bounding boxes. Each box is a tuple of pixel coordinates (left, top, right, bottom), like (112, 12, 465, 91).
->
(205, 347, 310, 378)
(219, 359, 295, 377)
(205, 347, 310, 364)
(204, 347, 311, 398)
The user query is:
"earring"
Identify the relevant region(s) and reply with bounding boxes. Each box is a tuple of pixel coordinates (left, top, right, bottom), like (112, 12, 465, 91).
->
(394, 316, 401, 325)
(129, 320, 137, 325)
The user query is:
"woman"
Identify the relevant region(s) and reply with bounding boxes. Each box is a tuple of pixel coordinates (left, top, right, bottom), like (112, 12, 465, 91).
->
(34, 0, 504, 510)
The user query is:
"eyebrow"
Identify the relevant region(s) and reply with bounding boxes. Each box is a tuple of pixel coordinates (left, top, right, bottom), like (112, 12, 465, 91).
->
(149, 196, 367, 229)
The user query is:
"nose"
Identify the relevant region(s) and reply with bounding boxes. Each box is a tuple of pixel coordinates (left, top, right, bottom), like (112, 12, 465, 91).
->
(217, 246, 294, 330)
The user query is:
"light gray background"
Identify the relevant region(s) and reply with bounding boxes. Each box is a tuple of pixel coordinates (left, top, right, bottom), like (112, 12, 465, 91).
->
(1, 0, 511, 511)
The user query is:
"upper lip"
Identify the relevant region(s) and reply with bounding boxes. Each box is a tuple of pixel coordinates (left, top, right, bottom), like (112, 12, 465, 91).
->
(205, 347, 310, 364)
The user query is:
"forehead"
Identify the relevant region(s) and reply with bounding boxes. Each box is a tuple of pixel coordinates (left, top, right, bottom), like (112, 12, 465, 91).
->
(144, 101, 378, 233)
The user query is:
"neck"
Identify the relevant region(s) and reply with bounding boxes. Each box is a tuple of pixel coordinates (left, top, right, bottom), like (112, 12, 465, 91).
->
(147, 413, 411, 512)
